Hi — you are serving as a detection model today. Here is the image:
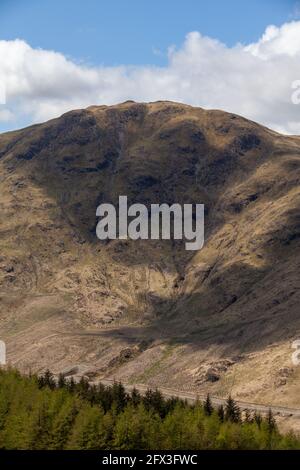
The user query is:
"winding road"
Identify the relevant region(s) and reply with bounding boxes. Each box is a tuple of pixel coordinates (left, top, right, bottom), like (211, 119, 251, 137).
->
(98, 378, 300, 418)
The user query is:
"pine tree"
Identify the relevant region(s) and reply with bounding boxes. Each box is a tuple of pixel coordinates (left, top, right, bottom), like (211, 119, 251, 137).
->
(57, 374, 66, 389)
(39, 370, 56, 390)
(96, 382, 113, 412)
(254, 411, 262, 428)
(160, 403, 189, 449)
(111, 382, 128, 413)
(266, 408, 276, 434)
(67, 404, 105, 450)
(225, 396, 241, 423)
(203, 394, 213, 416)
(244, 409, 252, 423)
(27, 398, 52, 449)
(67, 377, 76, 394)
(49, 397, 78, 449)
(130, 387, 141, 408)
(217, 405, 224, 422)
(165, 396, 180, 415)
(88, 384, 98, 405)
(114, 404, 159, 450)
(143, 389, 165, 417)
(77, 376, 90, 399)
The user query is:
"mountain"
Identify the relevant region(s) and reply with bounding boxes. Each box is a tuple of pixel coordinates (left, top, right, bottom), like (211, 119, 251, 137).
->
(0, 100, 299, 407)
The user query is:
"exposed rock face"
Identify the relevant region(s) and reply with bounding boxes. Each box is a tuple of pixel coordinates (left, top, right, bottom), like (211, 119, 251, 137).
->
(0, 101, 299, 405)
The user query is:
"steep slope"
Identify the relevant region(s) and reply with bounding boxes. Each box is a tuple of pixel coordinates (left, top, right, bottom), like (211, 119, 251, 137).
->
(0, 101, 299, 406)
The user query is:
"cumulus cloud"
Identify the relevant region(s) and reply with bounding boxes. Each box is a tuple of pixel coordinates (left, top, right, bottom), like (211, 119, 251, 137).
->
(0, 21, 300, 133)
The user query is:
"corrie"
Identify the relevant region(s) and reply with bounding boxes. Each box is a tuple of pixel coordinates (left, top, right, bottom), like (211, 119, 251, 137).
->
(96, 196, 204, 251)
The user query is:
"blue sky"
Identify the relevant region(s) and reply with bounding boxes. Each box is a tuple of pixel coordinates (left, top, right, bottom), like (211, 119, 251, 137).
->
(0, 0, 298, 66)
(0, 0, 300, 134)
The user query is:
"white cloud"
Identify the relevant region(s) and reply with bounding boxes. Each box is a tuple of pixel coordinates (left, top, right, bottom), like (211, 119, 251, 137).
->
(246, 21, 300, 58)
(1, 21, 300, 133)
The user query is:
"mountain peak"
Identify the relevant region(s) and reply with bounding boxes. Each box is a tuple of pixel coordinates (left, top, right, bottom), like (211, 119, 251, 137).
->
(0, 102, 299, 405)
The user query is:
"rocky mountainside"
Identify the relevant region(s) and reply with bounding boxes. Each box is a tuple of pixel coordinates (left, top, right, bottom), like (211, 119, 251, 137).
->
(0, 101, 299, 407)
